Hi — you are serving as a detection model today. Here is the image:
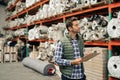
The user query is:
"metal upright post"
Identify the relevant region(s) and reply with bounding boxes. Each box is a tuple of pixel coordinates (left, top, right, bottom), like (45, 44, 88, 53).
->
(25, 13, 29, 57)
(108, 0, 112, 80)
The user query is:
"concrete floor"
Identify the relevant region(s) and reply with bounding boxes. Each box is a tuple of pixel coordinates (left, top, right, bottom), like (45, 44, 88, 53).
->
(0, 62, 60, 80)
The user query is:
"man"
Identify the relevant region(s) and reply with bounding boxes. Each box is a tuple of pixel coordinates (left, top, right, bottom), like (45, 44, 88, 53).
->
(54, 17, 86, 80)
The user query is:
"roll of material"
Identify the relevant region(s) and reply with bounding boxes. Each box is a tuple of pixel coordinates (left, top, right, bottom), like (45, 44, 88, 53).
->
(90, 0, 101, 5)
(38, 25, 48, 34)
(99, 27, 107, 36)
(80, 26, 88, 35)
(80, 18, 91, 34)
(92, 21, 99, 30)
(107, 18, 120, 38)
(91, 32, 103, 40)
(89, 14, 102, 24)
(112, 11, 118, 18)
(22, 57, 56, 75)
(108, 56, 120, 79)
(117, 11, 120, 21)
(82, 31, 91, 40)
(101, 19, 108, 27)
(28, 28, 36, 40)
(81, 0, 90, 6)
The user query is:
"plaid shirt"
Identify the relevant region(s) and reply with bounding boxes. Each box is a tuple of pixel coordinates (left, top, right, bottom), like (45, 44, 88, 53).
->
(54, 39, 84, 79)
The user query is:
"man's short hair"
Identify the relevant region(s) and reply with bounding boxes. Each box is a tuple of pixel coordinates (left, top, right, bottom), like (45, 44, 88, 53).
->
(66, 17, 78, 31)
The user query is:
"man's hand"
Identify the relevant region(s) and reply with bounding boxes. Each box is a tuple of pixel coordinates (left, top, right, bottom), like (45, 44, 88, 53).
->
(70, 58, 83, 65)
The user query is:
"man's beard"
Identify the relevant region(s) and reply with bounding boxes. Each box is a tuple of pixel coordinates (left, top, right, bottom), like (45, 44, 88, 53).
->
(72, 29, 80, 33)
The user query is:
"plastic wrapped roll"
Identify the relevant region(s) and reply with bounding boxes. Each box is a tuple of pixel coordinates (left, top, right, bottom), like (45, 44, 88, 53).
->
(82, 31, 91, 40)
(39, 25, 48, 34)
(22, 57, 56, 75)
(80, 18, 91, 29)
(108, 56, 120, 79)
(91, 32, 103, 40)
(28, 28, 36, 40)
(90, 0, 101, 5)
(92, 21, 99, 30)
(107, 18, 120, 38)
(112, 11, 118, 18)
(42, 4, 49, 18)
(81, 0, 90, 6)
(80, 19, 87, 27)
(80, 26, 88, 35)
(49, 0, 55, 6)
(56, 4, 64, 14)
(99, 27, 107, 34)
(101, 19, 108, 27)
(117, 11, 120, 21)
(89, 14, 102, 24)
(85, 22, 92, 27)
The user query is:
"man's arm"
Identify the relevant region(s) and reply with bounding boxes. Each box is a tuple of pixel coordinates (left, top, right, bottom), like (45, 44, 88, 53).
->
(54, 41, 71, 66)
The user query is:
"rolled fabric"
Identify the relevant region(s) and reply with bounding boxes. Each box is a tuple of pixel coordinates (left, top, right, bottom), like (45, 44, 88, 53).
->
(28, 29, 35, 40)
(22, 57, 56, 75)
(42, 4, 49, 18)
(90, 0, 101, 5)
(108, 56, 120, 79)
(112, 11, 118, 18)
(81, 0, 90, 6)
(92, 21, 99, 30)
(82, 31, 91, 40)
(101, 19, 108, 27)
(91, 32, 103, 40)
(49, 0, 55, 6)
(107, 18, 120, 38)
(90, 14, 102, 24)
(38, 25, 48, 34)
(100, 27, 107, 32)
(85, 22, 92, 27)
(80, 26, 88, 35)
(117, 11, 120, 21)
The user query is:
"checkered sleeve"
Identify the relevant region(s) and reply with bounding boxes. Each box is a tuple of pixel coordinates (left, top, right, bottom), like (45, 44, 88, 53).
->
(54, 41, 71, 66)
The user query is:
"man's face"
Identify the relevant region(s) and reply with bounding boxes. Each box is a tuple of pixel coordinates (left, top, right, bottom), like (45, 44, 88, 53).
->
(70, 20, 80, 33)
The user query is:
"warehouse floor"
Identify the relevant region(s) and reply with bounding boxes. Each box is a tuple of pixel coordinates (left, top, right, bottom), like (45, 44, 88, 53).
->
(0, 62, 60, 80)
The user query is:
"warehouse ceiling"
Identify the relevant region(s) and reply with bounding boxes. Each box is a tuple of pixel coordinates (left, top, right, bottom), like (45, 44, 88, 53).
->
(0, 0, 9, 6)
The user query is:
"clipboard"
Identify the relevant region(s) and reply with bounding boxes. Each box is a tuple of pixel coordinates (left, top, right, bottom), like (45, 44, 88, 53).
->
(83, 51, 100, 62)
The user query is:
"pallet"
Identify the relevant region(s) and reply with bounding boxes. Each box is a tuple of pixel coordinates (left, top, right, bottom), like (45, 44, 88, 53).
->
(0, 51, 3, 63)
(3, 53, 11, 63)
(10, 47, 18, 62)
(3, 46, 11, 63)
(3, 46, 18, 63)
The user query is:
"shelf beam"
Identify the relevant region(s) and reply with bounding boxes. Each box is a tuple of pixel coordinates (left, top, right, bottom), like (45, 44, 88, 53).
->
(110, 40, 120, 46)
(109, 2, 120, 9)
(84, 41, 108, 46)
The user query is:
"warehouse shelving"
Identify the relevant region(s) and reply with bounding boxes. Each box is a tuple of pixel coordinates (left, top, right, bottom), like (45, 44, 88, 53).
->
(6, 0, 22, 11)
(6, 0, 120, 80)
(6, 0, 49, 21)
(7, 3, 109, 30)
(6, 1, 120, 44)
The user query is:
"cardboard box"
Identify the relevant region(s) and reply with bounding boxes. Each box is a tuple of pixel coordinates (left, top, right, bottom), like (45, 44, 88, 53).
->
(84, 47, 108, 80)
